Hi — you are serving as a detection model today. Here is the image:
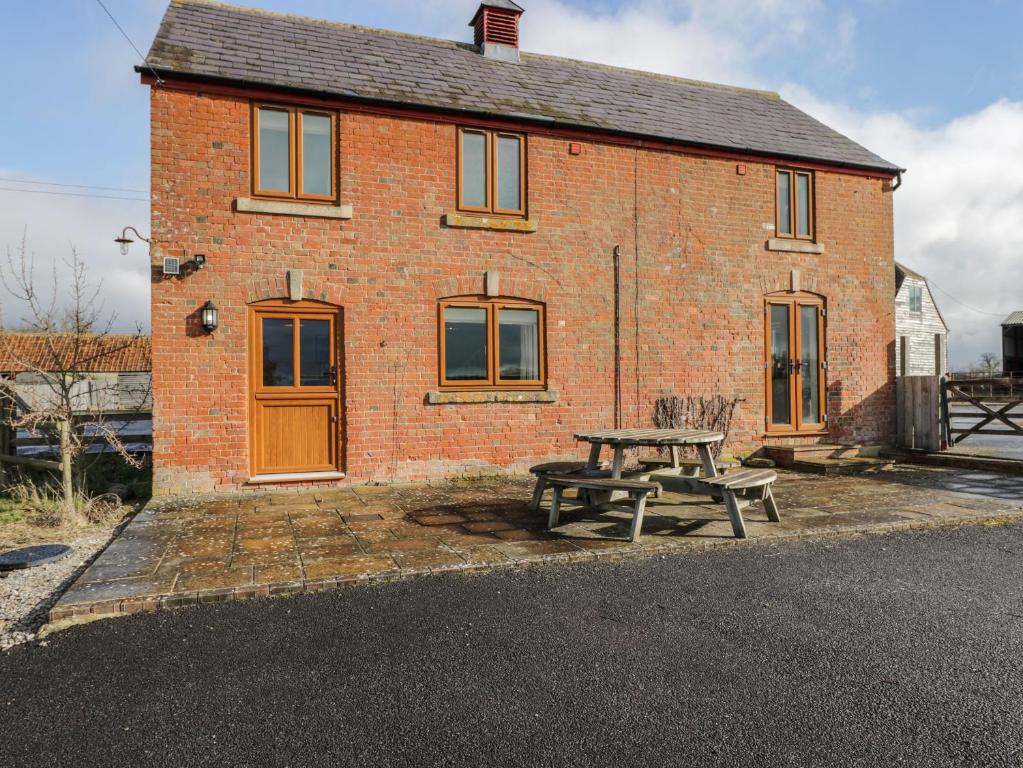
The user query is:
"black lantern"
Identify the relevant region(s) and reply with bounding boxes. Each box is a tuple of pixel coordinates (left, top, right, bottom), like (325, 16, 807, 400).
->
(200, 301, 219, 333)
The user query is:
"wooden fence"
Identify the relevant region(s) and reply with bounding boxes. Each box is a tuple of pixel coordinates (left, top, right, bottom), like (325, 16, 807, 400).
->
(896, 375, 944, 451)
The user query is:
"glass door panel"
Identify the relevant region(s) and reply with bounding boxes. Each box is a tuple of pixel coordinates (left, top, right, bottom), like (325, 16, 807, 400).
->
(769, 304, 791, 426)
(262, 318, 295, 386)
(299, 319, 332, 386)
(799, 305, 821, 425)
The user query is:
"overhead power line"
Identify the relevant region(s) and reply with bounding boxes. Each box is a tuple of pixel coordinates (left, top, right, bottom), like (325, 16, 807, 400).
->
(928, 279, 1006, 318)
(0, 177, 146, 195)
(0, 187, 147, 203)
(94, 0, 164, 85)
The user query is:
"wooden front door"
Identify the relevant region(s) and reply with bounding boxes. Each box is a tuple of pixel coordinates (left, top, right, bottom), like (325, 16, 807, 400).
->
(250, 301, 341, 476)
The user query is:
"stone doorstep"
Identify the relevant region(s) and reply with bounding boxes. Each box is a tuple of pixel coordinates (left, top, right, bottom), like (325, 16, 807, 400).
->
(42, 506, 1023, 633)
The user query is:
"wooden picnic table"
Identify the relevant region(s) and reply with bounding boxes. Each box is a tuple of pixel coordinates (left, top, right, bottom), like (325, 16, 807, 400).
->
(574, 428, 725, 481)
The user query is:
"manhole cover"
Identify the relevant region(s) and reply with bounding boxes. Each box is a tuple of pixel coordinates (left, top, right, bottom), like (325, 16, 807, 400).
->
(0, 544, 72, 571)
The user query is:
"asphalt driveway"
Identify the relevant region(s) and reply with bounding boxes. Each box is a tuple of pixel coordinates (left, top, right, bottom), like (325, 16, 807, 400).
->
(3, 522, 1023, 767)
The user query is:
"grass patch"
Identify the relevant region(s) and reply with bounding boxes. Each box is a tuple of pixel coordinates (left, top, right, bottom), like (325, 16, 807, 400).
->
(0, 498, 25, 525)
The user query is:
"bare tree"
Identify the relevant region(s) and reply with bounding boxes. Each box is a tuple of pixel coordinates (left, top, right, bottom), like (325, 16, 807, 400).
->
(976, 352, 1001, 377)
(0, 234, 146, 521)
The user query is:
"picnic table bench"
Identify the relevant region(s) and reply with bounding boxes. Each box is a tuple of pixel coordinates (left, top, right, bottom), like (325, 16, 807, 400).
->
(545, 475, 661, 542)
(536, 428, 781, 540)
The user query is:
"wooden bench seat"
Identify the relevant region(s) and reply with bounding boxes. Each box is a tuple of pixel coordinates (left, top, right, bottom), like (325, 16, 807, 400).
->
(529, 460, 613, 511)
(698, 468, 780, 539)
(545, 475, 661, 542)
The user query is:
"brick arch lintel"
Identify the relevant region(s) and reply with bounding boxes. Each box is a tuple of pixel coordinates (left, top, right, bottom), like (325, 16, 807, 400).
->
(246, 273, 346, 306)
(759, 270, 830, 298)
(434, 273, 548, 303)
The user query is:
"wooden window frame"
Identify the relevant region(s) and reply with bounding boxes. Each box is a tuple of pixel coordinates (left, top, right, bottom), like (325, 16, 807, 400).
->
(252, 103, 338, 203)
(775, 168, 815, 241)
(456, 127, 527, 217)
(438, 296, 545, 390)
(764, 293, 827, 435)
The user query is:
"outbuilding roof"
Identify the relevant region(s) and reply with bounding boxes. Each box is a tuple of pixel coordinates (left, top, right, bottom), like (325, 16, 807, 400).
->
(144, 0, 901, 174)
(1003, 311, 1023, 327)
(0, 333, 151, 374)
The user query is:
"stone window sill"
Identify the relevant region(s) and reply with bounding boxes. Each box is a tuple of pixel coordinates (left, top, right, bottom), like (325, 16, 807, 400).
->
(235, 197, 353, 219)
(766, 238, 824, 254)
(443, 212, 538, 232)
(426, 389, 558, 405)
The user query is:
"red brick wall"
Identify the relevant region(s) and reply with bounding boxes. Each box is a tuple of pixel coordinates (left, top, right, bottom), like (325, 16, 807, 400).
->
(149, 85, 895, 495)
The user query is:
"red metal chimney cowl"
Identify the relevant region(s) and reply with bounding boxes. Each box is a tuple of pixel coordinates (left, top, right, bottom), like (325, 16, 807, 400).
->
(469, 1, 524, 62)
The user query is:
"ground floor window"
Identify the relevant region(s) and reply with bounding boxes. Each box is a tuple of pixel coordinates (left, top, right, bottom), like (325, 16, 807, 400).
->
(438, 297, 545, 389)
(765, 293, 826, 432)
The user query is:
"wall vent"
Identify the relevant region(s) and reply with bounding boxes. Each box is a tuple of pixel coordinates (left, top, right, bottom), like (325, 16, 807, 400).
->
(162, 256, 180, 276)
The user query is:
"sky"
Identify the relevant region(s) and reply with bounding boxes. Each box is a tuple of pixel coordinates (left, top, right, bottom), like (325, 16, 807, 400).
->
(1, 0, 1022, 367)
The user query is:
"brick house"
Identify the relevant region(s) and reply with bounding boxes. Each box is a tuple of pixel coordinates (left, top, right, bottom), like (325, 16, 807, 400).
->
(142, 0, 902, 495)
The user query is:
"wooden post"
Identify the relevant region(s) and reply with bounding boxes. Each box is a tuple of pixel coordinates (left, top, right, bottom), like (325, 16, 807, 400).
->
(58, 419, 74, 510)
(0, 392, 10, 486)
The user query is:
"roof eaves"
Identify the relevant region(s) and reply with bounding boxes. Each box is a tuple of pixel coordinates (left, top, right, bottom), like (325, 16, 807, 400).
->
(138, 65, 903, 176)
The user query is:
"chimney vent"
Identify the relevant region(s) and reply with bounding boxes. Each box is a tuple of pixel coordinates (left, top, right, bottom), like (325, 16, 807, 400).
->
(469, 1, 524, 63)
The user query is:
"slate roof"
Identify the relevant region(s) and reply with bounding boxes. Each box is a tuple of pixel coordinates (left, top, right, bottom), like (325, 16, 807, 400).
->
(144, 0, 900, 174)
(1003, 311, 1023, 327)
(0, 333, 151, 374)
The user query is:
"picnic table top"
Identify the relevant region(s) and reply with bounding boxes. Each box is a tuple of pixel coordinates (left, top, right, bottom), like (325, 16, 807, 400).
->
(574, 428, 724, 446)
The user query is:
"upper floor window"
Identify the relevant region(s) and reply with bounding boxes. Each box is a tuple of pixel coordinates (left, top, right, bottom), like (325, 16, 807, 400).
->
(457, 127, 526, 217)
(776, 168, 814, 240)
(439, 296, 544, 389)
(908, 285, 923, 313)
(253, 104, 337, 202)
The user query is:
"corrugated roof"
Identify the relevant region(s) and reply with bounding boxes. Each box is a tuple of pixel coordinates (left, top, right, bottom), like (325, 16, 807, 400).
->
(0, 333, 151, 374)
(1003, 311, 1023, 327)
(143, 0, 901, 174)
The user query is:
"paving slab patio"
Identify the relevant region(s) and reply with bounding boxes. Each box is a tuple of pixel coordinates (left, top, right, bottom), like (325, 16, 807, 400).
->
(47, 465, 1023, 626)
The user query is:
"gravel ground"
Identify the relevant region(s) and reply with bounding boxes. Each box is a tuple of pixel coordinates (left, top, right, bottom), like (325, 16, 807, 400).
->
(2, 522, 1023, 767)
(0, 528, 113, 650)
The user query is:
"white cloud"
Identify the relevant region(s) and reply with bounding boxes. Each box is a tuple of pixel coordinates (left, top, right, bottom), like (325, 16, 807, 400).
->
(779, 89, 1023, 366)
(0, 174, 150, 334)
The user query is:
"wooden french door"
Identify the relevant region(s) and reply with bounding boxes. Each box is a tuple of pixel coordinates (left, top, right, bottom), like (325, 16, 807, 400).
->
(765, 295, 826, 433)
(249, 301, 341, 476)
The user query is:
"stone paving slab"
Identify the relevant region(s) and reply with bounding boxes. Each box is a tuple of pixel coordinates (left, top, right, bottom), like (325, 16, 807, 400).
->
(46, 465, 1023, 628)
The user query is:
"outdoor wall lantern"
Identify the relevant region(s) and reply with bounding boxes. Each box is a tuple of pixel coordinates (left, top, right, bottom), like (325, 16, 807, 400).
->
(200, 301, 219, 333)
(114, 226, 150, 255)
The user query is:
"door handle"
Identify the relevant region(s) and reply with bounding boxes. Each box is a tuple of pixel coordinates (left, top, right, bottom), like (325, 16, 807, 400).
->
(329, 366, 337, 386)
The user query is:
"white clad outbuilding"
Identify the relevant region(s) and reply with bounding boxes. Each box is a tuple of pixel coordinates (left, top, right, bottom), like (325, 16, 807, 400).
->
(895, 262, 950, 376)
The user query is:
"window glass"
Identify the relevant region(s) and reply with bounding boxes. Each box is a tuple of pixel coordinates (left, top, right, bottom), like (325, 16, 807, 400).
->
(444, 307, 488, 380)
(301, 113, 332, 197)
(461, 131, 488, 208)
(770, 304, 790, 425)
(498, 308, 539, 380)
(258, 108, 291, 193)
(776, 172, 792, 236)
(800, 305, 820, 423)
(795, 174, 811, 237)
(909, 285, 922, 313)
(299, 319, 331, 386)
(496, 136, 521, 211)
(262, 318, 294, 386)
